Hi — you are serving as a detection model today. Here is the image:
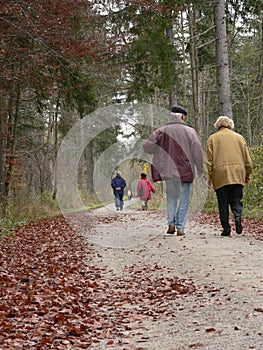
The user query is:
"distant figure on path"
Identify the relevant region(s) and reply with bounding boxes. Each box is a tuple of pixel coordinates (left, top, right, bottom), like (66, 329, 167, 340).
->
(136, 173, 155, 210)
(143, 106, 204, 236)
(205, 116, 252, 236)
(127, 189, 132, 200)
(111, 171, 126, 211)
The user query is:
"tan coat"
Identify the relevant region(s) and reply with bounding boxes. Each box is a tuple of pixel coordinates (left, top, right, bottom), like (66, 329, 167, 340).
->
(205, 127, 252, 190)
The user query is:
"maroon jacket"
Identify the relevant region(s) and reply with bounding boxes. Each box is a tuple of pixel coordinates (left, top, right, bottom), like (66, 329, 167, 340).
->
(143, 121, 203, 182)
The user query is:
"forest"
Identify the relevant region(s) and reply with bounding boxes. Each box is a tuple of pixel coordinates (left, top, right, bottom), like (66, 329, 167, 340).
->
(0, 0, 262, 229)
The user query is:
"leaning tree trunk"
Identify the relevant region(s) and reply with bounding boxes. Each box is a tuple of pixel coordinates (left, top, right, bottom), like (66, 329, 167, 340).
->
(188, 3, 199, 131)
(261, 17, 263, 135)
(5, 83, 20, 197)
(0, 107, 7, 213)
(52, 96, 59, 200)
(166, 24, 176, 109)
(85, 141, 95, 194)
(180, 11, 188, 108)
(214, 0, 232, 117)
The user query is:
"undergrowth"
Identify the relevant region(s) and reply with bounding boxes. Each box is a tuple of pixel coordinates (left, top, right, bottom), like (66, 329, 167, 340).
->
(1, 141, 262, 237)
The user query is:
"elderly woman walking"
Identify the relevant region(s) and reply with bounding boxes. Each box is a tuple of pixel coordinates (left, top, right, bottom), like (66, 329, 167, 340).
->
(205, 116, 252, 236)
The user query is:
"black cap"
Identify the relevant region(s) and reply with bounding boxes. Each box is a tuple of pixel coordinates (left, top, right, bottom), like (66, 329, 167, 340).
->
(171, 106, 187, 115)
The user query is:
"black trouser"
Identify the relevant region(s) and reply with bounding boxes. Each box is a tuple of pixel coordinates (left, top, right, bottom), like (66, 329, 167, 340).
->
(216, 184, 243, 233)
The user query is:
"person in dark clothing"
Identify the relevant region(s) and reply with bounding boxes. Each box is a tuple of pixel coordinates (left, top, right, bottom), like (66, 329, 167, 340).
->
(111, 171, 126, 211)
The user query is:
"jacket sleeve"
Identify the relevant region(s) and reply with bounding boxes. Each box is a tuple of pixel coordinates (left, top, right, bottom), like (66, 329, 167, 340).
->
(143, 130, 160, 154)
(148, 180, 156, 193)
(192, 130, 204, 175)
(204, 137, 213, 181)
(121, 179, 126, 189)
(243, 140, 253, 177)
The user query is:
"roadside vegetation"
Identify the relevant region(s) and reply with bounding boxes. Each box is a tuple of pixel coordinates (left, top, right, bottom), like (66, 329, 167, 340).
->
(1, 142, 262, 238)
(0, 1, 262, 237)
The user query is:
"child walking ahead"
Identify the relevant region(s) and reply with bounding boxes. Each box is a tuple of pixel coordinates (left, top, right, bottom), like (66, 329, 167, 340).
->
(137, 173, 155, 210)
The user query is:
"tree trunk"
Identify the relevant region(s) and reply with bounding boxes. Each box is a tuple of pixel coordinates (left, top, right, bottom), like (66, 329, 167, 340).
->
(180, 11, 187, 107)
(260, 17, 263, 136)
(52, 96, 59, 200)
(0, 107, 6, 203)
(188, 4, 199, 130)
(85, 141, 94, 194)
(166, 24, 176, 109)
(214, 0, 232, 117)
(5, 84, 20, 197)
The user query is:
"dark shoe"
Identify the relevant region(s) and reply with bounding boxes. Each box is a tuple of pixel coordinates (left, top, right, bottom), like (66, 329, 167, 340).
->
(235, 218, 243, 234)
(166, 225, 175, 235)
(177, 230, 185, 236)
(221, 231, 231, 236)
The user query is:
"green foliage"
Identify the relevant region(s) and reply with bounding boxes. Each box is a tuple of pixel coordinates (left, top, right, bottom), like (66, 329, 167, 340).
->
(109, 2, 181, 103)
(39, 191, 59, 210)
(0, 189, 103, 238)
(0, 211, 26, 237)
(243, 142, 263, 218)
(61, 69, 97, 119)
(0, 0, 262, 224)
(4, 191, 60, 225)
(202, 141, 263, 220)
(78, 189, 103, 209)
(202, 189, 218, 213)
(92, 127, 122, 158)
(231, 34, 262, 140)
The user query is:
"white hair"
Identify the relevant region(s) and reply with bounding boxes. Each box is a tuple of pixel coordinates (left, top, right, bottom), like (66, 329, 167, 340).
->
(171, 112, 184, 120)
(214, 116, 234, 130)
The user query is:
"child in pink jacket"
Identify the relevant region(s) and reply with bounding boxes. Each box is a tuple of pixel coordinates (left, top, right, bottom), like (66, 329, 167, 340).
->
(137, 173, 155, 210)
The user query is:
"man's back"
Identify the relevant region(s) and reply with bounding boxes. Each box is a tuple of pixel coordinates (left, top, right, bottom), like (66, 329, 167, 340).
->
(111, 175, 126, 192)
(143, 121, 203, 182)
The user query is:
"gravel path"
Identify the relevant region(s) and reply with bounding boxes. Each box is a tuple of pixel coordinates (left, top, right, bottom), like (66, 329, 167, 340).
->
(86, 199, 263, 350)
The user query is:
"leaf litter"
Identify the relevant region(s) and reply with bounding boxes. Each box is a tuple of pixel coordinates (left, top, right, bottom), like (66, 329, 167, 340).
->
(193, 211, 263, 241)
(0, 215, 197, 349)
(1, 211, 262, 349)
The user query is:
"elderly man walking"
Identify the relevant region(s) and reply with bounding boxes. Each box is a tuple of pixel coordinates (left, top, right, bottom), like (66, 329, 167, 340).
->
(143, 106, 204, 236)
(111, 171, 126, 211)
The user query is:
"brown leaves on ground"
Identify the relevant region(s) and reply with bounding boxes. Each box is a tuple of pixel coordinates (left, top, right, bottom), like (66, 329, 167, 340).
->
(193, 211, 263, 240)
(0, 216, 195, 349)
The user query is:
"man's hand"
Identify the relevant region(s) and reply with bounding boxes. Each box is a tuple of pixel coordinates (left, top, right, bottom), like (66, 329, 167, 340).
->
(245, 176, 250, 183)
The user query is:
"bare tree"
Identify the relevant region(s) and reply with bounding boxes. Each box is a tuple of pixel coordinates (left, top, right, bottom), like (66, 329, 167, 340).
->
(214, 0, 232, 117)
(0, 108, 6, 204)
(188, 3, 199, 130)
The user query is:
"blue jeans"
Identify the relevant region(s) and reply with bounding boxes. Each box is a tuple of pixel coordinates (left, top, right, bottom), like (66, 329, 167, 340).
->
(114, 193, 124, 209)
(165, 180, 192, 232)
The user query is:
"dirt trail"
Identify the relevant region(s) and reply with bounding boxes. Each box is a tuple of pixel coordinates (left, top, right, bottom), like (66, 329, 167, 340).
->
(86, 199, 263, 350)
